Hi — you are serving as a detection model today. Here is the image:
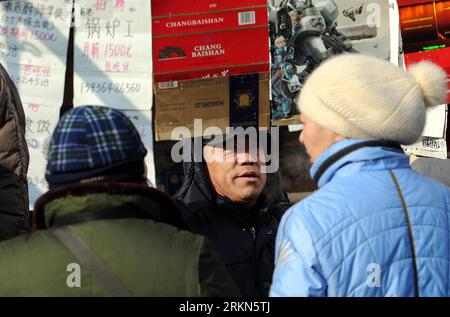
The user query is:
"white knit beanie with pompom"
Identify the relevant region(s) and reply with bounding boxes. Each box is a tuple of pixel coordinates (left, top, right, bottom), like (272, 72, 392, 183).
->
(298, 54, 448, 145)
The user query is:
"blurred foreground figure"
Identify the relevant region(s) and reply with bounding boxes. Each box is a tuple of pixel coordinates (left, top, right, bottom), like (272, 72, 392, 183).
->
(271, 54, 450, 297)
(0, 106, 239, 296)
(0, 63, 30, 241)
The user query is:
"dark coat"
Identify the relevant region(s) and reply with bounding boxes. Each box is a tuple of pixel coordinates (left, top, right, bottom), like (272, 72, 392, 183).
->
(174, 149, 290, 297)
(0, 62, 29, 241)
(0, 182, 240, 296)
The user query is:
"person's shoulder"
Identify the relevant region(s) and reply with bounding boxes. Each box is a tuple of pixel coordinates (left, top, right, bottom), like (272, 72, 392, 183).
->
(280, 194, 321, 232)
(172, 199, 215, 232)
(0, 229, 64, 268)
(99, 217, 203, 242)
(282, 188, 353, 242)
(289, 183, 347, 214)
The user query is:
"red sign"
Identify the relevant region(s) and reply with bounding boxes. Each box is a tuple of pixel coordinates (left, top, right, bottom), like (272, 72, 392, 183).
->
(152, 6, 268, 37)
(399, 0, 450, 102)
(398, 0, 435, 6)
(151, 0, 270, 82)
(152, 0, 267, 17)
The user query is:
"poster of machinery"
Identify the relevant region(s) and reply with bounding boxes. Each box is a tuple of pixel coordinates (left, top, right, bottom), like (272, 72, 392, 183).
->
(269, 0, 391, 125)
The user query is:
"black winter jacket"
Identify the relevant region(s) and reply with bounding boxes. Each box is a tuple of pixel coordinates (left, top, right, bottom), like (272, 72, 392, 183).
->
(0, 62, 29, 241)
(174, 153, 289, 297)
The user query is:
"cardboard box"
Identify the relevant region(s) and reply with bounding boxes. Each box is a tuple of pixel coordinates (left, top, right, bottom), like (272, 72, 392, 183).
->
(152, 0, 270, 141)
(154, 73, 270, 141)
(151, 0, 270, 82)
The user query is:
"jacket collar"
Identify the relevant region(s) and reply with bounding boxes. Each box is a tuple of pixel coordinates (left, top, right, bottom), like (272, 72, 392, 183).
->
(32, 182, 187, 231)
(311, 139, 409, 188)
(216, 194, 272, 227)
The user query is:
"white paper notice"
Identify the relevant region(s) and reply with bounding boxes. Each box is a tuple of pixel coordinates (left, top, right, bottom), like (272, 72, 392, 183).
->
(74, 0, 152, 110)
(0, 0, 72, 208)
(403, 137, 448, 160)
(288, 124, 304, 132)
(388, 0, 400, 65)
(25, 104, 60, 204)
(422, 104, 447, 139)
(122, 110, 155, 185)
(335, 0, 391, 61)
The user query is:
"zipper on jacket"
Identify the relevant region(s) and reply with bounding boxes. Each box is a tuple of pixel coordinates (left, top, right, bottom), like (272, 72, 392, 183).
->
(250, 226, 256, 241)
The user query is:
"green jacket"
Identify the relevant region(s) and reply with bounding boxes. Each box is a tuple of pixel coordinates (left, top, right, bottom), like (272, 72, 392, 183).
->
(0, 182, 240, 296)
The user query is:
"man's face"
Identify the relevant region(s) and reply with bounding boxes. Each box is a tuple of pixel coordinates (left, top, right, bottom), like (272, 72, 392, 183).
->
(299, 114, 344, 163)
(203, 143, 267, 206)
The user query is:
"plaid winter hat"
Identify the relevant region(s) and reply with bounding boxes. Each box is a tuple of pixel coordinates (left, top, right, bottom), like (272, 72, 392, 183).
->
(45, 106, 147, 188)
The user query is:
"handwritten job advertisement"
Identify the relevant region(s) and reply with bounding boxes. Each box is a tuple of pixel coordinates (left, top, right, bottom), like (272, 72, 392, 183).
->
(74, 0, 152, 110)
(0, 0, 72, 207)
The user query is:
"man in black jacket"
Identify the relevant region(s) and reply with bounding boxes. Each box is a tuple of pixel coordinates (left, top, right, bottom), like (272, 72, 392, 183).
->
(174, 132, 289, 296)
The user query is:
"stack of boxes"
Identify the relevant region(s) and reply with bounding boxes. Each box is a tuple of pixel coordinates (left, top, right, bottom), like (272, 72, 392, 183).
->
(151, 0, 270, 140)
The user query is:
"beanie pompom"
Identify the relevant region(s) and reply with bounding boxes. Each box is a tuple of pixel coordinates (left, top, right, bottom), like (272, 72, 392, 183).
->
(408, 61, 447, 108)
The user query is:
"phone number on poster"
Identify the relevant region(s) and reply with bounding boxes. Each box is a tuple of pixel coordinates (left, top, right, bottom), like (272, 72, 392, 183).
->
(10, 75, 49, 87)
(80, 82, 141, 94)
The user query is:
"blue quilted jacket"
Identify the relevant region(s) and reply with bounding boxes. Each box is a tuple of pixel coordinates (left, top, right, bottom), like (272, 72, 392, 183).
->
(271, 139, 450, 297)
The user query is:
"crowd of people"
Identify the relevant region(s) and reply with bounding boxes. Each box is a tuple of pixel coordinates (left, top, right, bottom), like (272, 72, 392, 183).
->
(0, 53, 449, 296)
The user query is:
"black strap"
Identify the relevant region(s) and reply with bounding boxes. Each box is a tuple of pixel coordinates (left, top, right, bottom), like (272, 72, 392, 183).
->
(51, 226, 133, 297)
(389, 170, 420, 297)
(313, 140, 402, 184)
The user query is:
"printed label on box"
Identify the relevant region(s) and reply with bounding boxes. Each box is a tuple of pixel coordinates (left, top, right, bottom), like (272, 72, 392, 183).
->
(151, 0, 270, 82)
